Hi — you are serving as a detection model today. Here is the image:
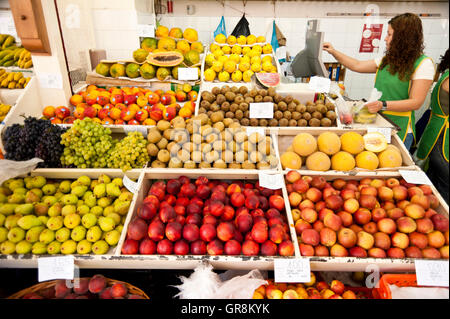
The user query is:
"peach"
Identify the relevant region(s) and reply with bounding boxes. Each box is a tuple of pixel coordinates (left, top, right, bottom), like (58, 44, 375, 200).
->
(337, 211, 353, 227)
(387, 208, 405, 220)
(409, 232, 428, 249)
(359, 195, 377, 210)
(320, 227, 337, 247)
(427, 231, 445, 248)
(360, 178, 372, 185)
(378, 186, 394, 201)
(416, 218, 434, 234)
(311, 176, 327, 190)
(342, 290, 357, 299)
(419, 185, 433, 195)
(404, 204, 426, 220)
(315, 245, 330, 256)
(405, 246, 423, 258)
(387, 247, 405, 259)
(266, 286, 283, 299)
(354, 208, 372, 225)
(301, 229, 320, 246)
(368, 247, 387, 258)
(323, 187, 338, 200)
(343, 198, 359, 214)
(391, 232, 409, 249)
(315, 201, 327, 212)
(316, 281, 330, 292)
(332, 179, 347, 190)
(370, 178, 385, 188)
(289, 192, 302, 207)
(337, 228, 357, 248)
(330, 280, 345, 295)
(319, 208, 334, 221)
(299, 199, 315, 211)
(422, 247, 441, 259)
(299, 243, 315, 256)
(330, 244, 349, 257)
(446, 231, 449, 245)
(410, 194, 430, 210)
(427, 195, 440, 209)
(357, 231, 374, 250)
(374, 232, 391, 250)
(323, 213, 342, 232)
(313, 220, 325, 233)
(306, 187, 322, 203)
(396, 216, 417, 234)
(349, 246, 368, 258)
(286, 170, 302, 184)
(382, 201, 396, 211)
(392, 185, 408, 201)
(291, 209, 301, 222)
(242, 240, 260, 256)
(350, 224, 363, 235)
(407, 186, 424, 199)
(431, 214, 449, 232)
(340, 188, 356, 200)
(301, 208, 318, 224)
(363, 222, 378, 234)
(282, 289, 299, 299)
(321, 289, 336, 299)
(295, 219, 312, 235)
(439, 245, 449, 259)
(296, 287, 309, 299)
(278, 240, 295, 256)
(269, 224, 286, 244)
(293, 179, 310, 193)
(386, 178, 400, 188)
(397, 200, 411, 211)
(325, 195, 344, 211)
(372, 208, 387, 222)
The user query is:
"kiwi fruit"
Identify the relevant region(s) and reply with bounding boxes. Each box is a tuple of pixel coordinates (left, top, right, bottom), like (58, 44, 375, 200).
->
(306, 101, 315, 106)
(234, 95, 244, 104)
(242, 161, 256, 170)
(210, 104, 220, 112)
(258, 89, 268, 97)
(220, 85, 230, 95)
(156, 137, 168, 150)
(279, 118, 289, 126)
(283, 96, 293, 104)
(287, 102, 297, 112)
(254, 95, 263, 103)
(168, 158, 183, 168)
(302, 112, 312, 121)
(263, 96, 273, 103)
(231, 86, 239, 93)
(198, 107, 207, 114)
(210, 111, 224, 123)
(326, 110, 337, 121)
(316, 99, 325, 104)
(147, 129, 162, 144)
(278, 101, 287, 111)
(230, 103, 239, 113)
(259, 119, 268, 127)
(228, 122, 241, 129)
(273, 94, 283, 103)
(296, 104, 307, 113)
(321, 117, 332, 127)
(239, 86, 248, 95)
(269, 119, 278, 126)
(293, 98, 300, 105)
(274, 111, 283, 120)
(283, 111, 292, 120)
(235, 109, 244, 120)
(289, 119, 298, 127)
(306, 104, 317, 113)
(151, 160, 166, 168)
(157, 149, 170, 163)
(147, 143, 159, 157)
(228, 163, 242, 169)
(298, 119, 307, 127)
(216, 94, 226, 105)
(224, 92, 235, 102)
(292, 111, 301, 120)
(317, 104, 328, 114)
(221, 101, 230, 110)
(245, 97, 254, 104)
(225, 111, 234, 118)
(326, 102, 335, 111)
(197, 113, 209, 125)
(249, 89, 258, 97)
(239, 102, 249, 111)
(240, 118, 250, 126)
(249, 118, 259, 126)
(212, 87, 221, 95)
(184, 161, 197, 169)
(312, 111, 323, 120)
(222, 118, 234, 128)
(244, 110, 250, 118)
(309, 118, 321, 127)
(268, 87, 276, 97)
(273, 104, 278, 112)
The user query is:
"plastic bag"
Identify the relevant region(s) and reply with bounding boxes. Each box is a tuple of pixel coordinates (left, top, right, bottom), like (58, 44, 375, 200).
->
(0, 158, 43, 185)
(231, 14, 250, 38)
(173, 262, 267, 299)
(352, 88, 382, 124)
(214, 16, 227, 39)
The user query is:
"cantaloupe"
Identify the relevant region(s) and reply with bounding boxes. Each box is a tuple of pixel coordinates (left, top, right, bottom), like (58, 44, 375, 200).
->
(292, 133, 317, 157)
(306, 152, 331, 171)
(317, 132, 341, 155)
(331, 151, 356, 171)
(355, 151, 379, 170)
(363, 132, 388, 153)
(378, 149, 402, 168)
(340, 132, 365, 155)
(281, 151, 302, 170)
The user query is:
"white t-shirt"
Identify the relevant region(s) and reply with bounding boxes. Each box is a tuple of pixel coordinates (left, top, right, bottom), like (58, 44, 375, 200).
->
(374, 56, 435, 80)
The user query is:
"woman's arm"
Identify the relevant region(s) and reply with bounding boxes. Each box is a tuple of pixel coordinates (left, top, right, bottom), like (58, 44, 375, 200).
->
(366, 79, 434, 113)
(323, 42, 378, 73)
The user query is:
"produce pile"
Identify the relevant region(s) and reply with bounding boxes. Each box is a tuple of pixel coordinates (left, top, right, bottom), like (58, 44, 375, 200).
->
(198, 86, 337, 127)
(121, 176, 295, 257)
(285, 172, 449, 259)
(0, 68, 30, 89)
(0, 175, 133, 255)
(0, 34, 33, 69)
(0, 102, 11, 122)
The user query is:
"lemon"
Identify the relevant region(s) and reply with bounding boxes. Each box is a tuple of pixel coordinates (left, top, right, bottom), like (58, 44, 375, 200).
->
(247, 34, 257, 45)
(239, 62, 250, 72)
(213, 49, 224, 59)
(231, 45, 242, 55)
(262, 61, 273, 72)
(257, 36, 266, 43)
(242, 46, 252, 55)
(252, 45, 263, 53)
(251, 63, 262, 73)
(240, 55, 251, 64)
(263, 44, 273, 54)
(243, 70, 254, 82)
(222, 45, 231, 55)
(218, 55, 228, 64)
(231, 70, 243, 82)
(215, 33, 227, 44)
(262, 55, 273, 64)
(224, 60, 236, 73)
(210, 43, 220, 53)
(227, 35, 237, 45)
(248, 50, 260, 58)
(204, 68, 216, 82)
(218, 71, 230, 82)
(229, 54, 240, 64)
(212, 60, 224, 73)
(205, 54, 216, 68)
(237, 35, 247, 45)
(251, 56, 262, 65)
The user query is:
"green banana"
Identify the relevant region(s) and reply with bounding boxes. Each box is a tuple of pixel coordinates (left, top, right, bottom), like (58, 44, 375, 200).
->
(14, 48, 24, 61)
(1, 36, 15, 49)
(0, 51, 11, 59)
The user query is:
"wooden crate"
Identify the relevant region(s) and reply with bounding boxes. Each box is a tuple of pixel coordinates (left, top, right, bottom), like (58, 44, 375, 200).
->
(276, 127, 417, 174)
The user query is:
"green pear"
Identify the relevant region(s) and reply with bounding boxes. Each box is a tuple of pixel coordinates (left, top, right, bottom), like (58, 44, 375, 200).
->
(4, 214, 22, 230)
(64, 213, 81, 229)
(119, 191, 134, 201)
(104, 230, 120, 246)
(13, 187, 27, 195)
(54, 192, 64, 200)
(86, 226, 102, 242)
(15, 240, 32, 254)
(39, 229, 55, 244)
(76, 205, 90, 216)
(97, 197, 112, 208)
(0, 240, 16, 254)
(55, 227, 71, 242)
(98, 174, 111, 184)
(0, 227, 8, 242)
(0, 193, 6, 203)
(7, 227, 25, 243)
(105, 212, 121, 226)
(112, 178, 123, 188)
(98, 216, 115, 232)
(60, 240, 77, 255)
(90, 206, 103, 216)
(106, 183, 121, 198)
(8, 193, 25, 204)
(77, 176, 91, 187)
(61, 194, 78, 205)
(71, 185, 88, 198)
(76, 239, 92, 254)
(0, 203, 18, 215)
(34, 203, 49, 216)
(90, 180, 99, 191)
(93, 184, 106, 198)
(114, 200, 131, 215)
(25, 191, 40, 204)
(61, 205, 77, 217)
(25, 226, 45, 243)
(83, 192, 97, 208)
(30, 188, 43, 198)
(8, 179, 24, 191)
(38, 216, 49, 226)
(103, 206, 115, 216)
(47, 216, 64, 231)
(48, 203, 63, 217)
(31, 176, 46, 189)
(31, 242, 47, 254)
(58, 180, 71, 194)
(92, 240, 109, 255)
(42, 195, 58, 207)
(47, 241, 61, 254)
(76, 200, 85, 207)
(81, 213, 97, 229)
(14, 203, 34, 215)
(70, 225, 86, 242)
(0, 214, 5, 227)
(0, 186, 12, 196)
(17, 215, 42, 230)
(70, 180, 83, 189)
(42, 184, 57, 195)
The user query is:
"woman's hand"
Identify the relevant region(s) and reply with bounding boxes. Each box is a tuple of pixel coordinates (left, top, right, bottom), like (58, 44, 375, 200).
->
(323, 42, 335, 54)
(366, 100, 383, 113)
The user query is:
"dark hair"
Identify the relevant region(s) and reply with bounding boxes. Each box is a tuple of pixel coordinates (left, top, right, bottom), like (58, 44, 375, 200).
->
(438, 49, 449, 73)
(380, 13, 424, 81)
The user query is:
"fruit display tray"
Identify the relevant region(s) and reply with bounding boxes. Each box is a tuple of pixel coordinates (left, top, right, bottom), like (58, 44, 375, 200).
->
(276, 128, 417, 174)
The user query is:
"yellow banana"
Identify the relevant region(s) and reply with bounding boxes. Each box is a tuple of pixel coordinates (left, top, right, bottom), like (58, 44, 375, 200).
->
(13, 72, 23, 81)
(24, 60, 33, 69)
(1, 79, 9, 87)
(8, 81, 16, 89)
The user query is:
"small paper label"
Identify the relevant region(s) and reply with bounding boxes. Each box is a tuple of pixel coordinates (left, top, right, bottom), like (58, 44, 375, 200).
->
(368, 127, 391, 143)
(308, 76, 331, 93)
(245, 127, 265, 137)
(38, 256, 74, 282)
(274, 258, 311, 283)
(124, 125, 148, 137)
(137, 24, 155, 37)
(178, 68, 199, 81)
(123, 175, 139, 194)
(38, 73, 63, 89)
(258, 172, 284, 189)
(399, 170, 433, 186)
(415, 260, 449, 287)
(250, 103, 274, 119)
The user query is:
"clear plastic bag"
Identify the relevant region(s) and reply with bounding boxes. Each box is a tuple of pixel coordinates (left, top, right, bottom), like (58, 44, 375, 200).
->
(0, 158, 43, 185)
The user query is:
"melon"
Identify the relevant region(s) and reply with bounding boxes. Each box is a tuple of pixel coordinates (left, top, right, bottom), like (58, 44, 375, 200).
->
(292, 133, 317, 157)
(363, 132, 388, 153)
(147, 51, 184, 67)
(255, 72, 280, 88)
(340, 132, 365, 155)
(378, 149, 402, 168)
(306, 152, 331, 171)
(281, 152, 302, 170)
(331, 151, 356, 171)
(317, 132, 341, 155)
(355, 151, 379, 170)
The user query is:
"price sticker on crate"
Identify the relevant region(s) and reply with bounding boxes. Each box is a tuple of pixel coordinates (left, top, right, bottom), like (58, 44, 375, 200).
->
(399, 170, 433, 186)
(368, 127, 391, 143)
(123, 175, 139, 194)
(308, 76, 331, 93)
(245, 127, 265, 137)
(415, 259, 449, 287)
(123, 125, 148, 138)
(178, 68, 199, 81)
(274, 258, 311, 283)
(250, 103, 274, 119)
(258, 172, 284, 190)
(38, 256, 75, 282)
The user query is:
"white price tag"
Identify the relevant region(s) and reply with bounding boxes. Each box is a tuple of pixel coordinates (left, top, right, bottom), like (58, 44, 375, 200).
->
(137, 24, 155, 38)
(245, 127, 265, 137)
(38, 256, 75, 282)
(178, 68, 199, 81)
(258, 172, 284, 190)
(123, 175, 139, 194)
(274, 258, 311, 283)
(124, 125, 148, 138)
(250, 103, 274, 119)
(368, 127, 391, 143)
(38, 73, 63, 89)
(415, 260, 449, 287)
(399, 170, 433, 186)
(308, 76, 331, 93)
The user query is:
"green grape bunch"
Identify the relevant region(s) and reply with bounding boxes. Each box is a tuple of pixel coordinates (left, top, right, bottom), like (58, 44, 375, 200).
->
(60, 118, 116, 168)
(107, 131, 149, 171)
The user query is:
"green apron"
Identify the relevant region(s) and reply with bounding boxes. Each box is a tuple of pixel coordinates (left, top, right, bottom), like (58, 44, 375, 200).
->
(375, 55, 430, 143)
(416, 69, 449, 162)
